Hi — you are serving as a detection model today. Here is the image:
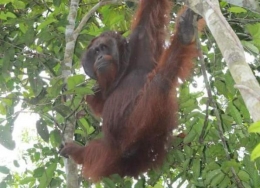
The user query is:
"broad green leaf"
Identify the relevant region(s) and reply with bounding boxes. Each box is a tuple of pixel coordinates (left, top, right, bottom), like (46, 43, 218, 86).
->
(36, 119, 49, 142)
(49, 130, 62, 148)
(207, 162, 220, 171)
(53, 104, 72, 117)
(19, 23, 27, 34)
(218, 177, 230, 188)
(229, 7, 247, 13)
(64, 86, 92, 95)
(0, 125, 15, 150)
(78, 118, 95, 135)
(179, 98, 196, 109)
(0, 166, 10, 174)
(39, 163, 57, 188)
(205, 169, 221, 185)
(227, 102, 243, 125)
(33, 167, 44, 178)
(20, 177, 35, 185)
(12, 1, 26, 9)
(183, 145, 192, 158)
(28, 69, 44, 96)
(247, 23, 260, 38)
(221, 159, 240, 173)
(211, 173, 225, 187)
(135, 179, 145, 188)
(251, 143, 260, 161)
(0, 0, 13, 4)
(0, 13, 7, 20)
(0, 103, 7, 115)
(103, 178, 116, 188)
(13, 160, 19, 167)
(183, 130, 197, 144)
(242, 41, 259, 54)
(248, 121, 260, 133)
(192, 158, 201, 178)
(37, 18, 57, 31)
(53, 0, 61, 7)
(153, 182, 163, 188)
(6, 12, 16, 18)
(67, 74, 85, 90)
(214, 80, 227, 96)
(238, 170, 250, 181)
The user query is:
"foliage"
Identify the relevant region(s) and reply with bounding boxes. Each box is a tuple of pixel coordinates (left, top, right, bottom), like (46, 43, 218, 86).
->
(0, 0, 260, 187)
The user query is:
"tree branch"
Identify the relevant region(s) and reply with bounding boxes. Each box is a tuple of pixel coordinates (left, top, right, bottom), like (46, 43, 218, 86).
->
(186, 0, 260, 123)
(73, 0, 138, 39)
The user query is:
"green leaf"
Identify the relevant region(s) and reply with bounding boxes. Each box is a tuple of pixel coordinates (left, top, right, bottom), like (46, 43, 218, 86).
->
(65, 86, 92, 95)
(214, 80, 226, 96)
(6, 12, 16, 18)
(248, 121, 260, 133)
(205, 169, 221, 185)
(0, 166, 10, 174)
(183, 130, 197, 144)
(0, 125, 15, 150)
(20, 177, 35, 185)
(227, 102, 243, 125)
(238, 170, 250, 181)
(229, 7, 247, 13)
(78, 118, 95, 135)
(19, 23, 27, 34)
(13, 160, 19, 167)
(251, 143, 260, 161)
(192, 158, 201, 178)
(53, 104, 72, 117)
(49, 130, 62, 148)
(242, 41, 259, 54)
(12, 1, 26, 9)
(28, 69, 44, 96)
(37, 17, 57, 31)
(211, 172, 225, 187)
(33, 167, 44, 178)
(53, 0, 61, 7)
(39, 163, 57, 188)
(247, 23, 260, 38)
(218, 176, 230, 188)
(103, 178, 115, 188)
(0, 0, 13, 4)
(36, 119, 49, 142)
(67, 75, 85, 90)
(135, 179, 145, 188)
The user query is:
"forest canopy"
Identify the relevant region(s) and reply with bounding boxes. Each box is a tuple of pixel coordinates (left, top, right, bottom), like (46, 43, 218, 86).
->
(0, 0, 260, 187)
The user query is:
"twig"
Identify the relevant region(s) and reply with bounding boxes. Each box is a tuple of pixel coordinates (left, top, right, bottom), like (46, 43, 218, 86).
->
(73, 0, 138, 39)
(196, 6, 244, 188)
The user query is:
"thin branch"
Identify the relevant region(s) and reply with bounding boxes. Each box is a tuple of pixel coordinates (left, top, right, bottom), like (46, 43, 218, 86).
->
(73, 0, 138, 39)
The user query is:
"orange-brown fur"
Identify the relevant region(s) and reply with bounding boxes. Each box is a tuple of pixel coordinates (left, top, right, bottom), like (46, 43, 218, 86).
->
(60, 0, 203, 182)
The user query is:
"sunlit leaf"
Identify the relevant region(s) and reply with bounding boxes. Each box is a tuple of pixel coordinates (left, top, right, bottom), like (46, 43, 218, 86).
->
(229, 7, 247, 13)
(67, 74, 85, 90)
(251, 143, 260, 161)
(39, 163, 57, 188)
(248, 121, 260, 133)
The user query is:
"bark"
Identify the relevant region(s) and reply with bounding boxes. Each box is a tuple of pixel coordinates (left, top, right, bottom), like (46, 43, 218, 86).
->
(62, 0, 138, 187)
(63, 0, 80, 187)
